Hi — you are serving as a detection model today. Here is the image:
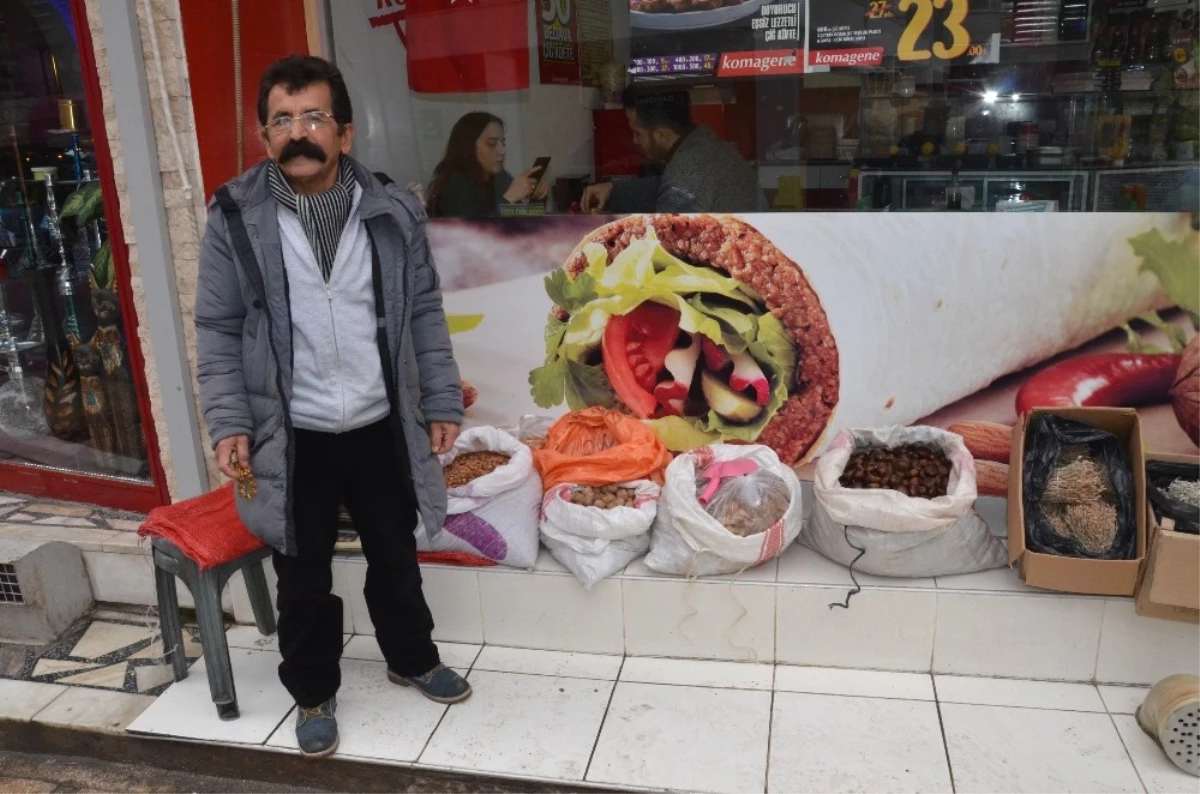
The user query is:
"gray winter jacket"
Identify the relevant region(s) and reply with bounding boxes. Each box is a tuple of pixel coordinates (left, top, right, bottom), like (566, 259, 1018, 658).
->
(195, 157, 463, 556)
(609, 124, 767, 213)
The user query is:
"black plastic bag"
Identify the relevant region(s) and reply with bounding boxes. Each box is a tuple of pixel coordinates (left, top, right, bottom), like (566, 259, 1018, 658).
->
(1022, 414, 1136, 560)
(1146, 460, 1200, 535)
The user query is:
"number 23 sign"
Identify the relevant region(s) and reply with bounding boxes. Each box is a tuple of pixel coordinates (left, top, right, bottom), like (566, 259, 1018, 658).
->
(810, 0, 999, 67)
(898, 0, 976, 61)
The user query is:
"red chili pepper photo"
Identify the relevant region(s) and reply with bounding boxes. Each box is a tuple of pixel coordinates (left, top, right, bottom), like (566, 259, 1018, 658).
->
(1015, 353, 1182, 414)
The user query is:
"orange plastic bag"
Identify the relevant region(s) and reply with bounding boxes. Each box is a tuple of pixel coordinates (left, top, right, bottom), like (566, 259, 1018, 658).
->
(534, 407, 674, 490)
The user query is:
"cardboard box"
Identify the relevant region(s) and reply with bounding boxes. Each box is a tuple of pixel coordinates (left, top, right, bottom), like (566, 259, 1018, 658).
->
(1008, 407, 1146, 596)
(1135, 452, 1199, 624)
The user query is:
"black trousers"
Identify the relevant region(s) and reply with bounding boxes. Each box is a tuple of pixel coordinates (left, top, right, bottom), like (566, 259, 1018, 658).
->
(274, 419, 440, 707)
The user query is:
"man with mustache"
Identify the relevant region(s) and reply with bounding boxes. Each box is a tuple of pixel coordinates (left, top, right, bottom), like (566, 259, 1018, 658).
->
(195, 55, 469, 758)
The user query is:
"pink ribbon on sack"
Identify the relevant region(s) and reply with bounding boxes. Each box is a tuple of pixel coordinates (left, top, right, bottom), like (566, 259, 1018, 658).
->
(695, 459, 760, 506)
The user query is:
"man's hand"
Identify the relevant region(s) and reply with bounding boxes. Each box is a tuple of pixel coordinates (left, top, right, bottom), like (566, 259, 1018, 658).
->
(215, 435, 250, 480)
(581, 182, 613, 214)
(429, 422, 460, 455)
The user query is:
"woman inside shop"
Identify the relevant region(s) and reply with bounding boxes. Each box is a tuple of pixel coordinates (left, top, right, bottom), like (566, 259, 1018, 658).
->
(427, 112, 548, 218)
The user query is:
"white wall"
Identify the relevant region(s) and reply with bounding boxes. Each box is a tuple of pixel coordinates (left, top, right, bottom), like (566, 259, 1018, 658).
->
(332, 0, 597, 200)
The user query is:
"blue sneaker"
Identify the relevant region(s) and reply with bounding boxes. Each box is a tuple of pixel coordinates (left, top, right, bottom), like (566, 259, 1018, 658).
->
(295, 697, 338, 758)
(388, 664, 472, 704)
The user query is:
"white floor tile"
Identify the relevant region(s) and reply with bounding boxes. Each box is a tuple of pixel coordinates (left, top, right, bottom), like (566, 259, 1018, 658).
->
(478, 570, 623, 654)
(348, 563, 485, 644)
(778, 544, 936, 588)
(935, 565, 1034, 593)
(1112, 713, 1199, 794)
(776, 586, 936, 671)
(32, 516, 100, 527)
(620, 656, 773, 690)
(225, 625, 282, 653)
(768, 692, 951, 793)
(0, 680, 66, 721)
(775, 665, 934, 701)
(532, 547, 572, 575)
(329, 557, 358, 634)
(1096, 600, 1200, 685)
(70, 621, 156, 659)
(623, 578, 775, 663)
(224, 626, 352, 656)
(472, 646, 622, 679)
(423, 565, 485, 644)
(58, 662, 129, 690)
(131, 634, 202, 661)
(127, 648, 293, 745)
(26, 503, 94, 517)
(935, 675, 1105, 712)
(623, 555, 779, 583)
(267, 659, 446, 762)
(933, 593, 1104, 681)
(32, 659, 98, 678)
(84, 551, 209, 610)
(420, 670, 612, 780)
(340, 635, 480, 671)
(589, 681, 771, 794)
(32, 688, 154, 733)
(941, 703, 1143, 793)
(1099, 685, 1152, 715)
(134, 664, 176, 692)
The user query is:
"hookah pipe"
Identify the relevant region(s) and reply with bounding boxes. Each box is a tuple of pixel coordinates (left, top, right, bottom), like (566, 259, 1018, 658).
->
(36, 169, 89, 347)
(3, 125, 48, 272)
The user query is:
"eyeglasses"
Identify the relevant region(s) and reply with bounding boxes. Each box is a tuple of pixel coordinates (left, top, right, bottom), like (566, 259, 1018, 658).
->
(264, 110, 337, 137)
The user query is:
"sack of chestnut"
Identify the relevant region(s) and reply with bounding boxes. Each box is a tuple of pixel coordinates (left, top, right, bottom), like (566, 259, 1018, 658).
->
(803, 427, 1007, 586)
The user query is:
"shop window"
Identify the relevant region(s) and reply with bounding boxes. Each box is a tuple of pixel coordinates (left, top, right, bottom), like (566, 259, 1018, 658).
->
(325, 0, 1196, 215)
(0, 0, 156, 493)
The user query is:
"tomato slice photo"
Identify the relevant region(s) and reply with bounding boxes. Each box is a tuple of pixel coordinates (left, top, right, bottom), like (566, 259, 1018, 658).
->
(602, 302, 681, 418)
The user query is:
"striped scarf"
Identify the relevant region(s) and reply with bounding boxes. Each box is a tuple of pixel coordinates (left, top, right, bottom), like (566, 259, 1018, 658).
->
(267, 158, 357, 282)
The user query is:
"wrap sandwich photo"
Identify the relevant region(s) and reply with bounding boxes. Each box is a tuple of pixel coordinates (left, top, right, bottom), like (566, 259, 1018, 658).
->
(522, 213, 1191, 464)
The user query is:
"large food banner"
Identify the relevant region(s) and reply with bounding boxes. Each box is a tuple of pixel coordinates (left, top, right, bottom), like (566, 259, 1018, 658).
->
(434, 213, 1200, 495)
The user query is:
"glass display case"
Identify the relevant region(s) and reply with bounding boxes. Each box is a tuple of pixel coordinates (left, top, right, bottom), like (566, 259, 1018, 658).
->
(0, 0, 163, 509)
(858, 169, 1090, 211)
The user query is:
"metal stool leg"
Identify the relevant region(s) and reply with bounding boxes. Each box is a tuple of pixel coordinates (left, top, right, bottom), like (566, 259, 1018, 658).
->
(194, 568, 239, 721)
(243, 561, 277, 636)
(152, 551, 189, 682)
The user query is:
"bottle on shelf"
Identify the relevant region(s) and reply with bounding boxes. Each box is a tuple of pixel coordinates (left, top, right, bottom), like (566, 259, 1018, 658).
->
(946, 162, 964, 210)
(1108, 18, 1127, 61)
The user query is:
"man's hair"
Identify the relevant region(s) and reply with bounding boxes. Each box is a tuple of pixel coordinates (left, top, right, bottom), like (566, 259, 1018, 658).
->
(621, 86, 692, 134)
(257, 55, 353, 127)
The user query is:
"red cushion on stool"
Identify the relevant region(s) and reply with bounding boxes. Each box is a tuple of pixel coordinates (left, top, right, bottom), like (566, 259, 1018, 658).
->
(138, 482, 266, 569)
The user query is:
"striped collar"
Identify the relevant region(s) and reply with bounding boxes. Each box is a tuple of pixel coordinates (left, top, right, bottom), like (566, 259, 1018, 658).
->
(267, 158, 358, 282)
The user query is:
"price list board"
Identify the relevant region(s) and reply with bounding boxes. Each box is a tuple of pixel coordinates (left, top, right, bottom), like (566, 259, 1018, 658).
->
(628, 0, 806, 80)
(630, 53, 720, 77)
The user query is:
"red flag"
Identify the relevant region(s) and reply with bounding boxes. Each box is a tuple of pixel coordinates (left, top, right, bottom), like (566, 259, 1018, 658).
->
(406, 0, 530, 94)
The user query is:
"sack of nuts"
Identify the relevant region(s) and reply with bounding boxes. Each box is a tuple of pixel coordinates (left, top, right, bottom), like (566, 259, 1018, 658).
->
(803, 426, 1006, 580)
(646, 444, 803, 577)
(540, 480, 661, 589)
(416, 426, 543, 568)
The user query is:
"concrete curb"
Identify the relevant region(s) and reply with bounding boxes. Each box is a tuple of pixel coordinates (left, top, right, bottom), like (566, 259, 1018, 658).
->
(0, 718, 628, 793)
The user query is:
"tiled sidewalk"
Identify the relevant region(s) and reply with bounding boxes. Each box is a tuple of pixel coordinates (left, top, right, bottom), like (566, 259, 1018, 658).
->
(1, 609, 202, 696)
(110, 627, 1196, 794)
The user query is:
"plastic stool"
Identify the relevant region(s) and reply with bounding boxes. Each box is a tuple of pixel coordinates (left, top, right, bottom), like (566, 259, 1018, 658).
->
(151, 537, 276, 720)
